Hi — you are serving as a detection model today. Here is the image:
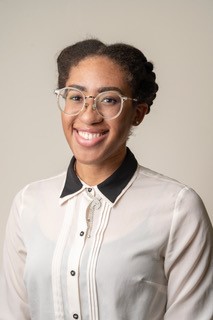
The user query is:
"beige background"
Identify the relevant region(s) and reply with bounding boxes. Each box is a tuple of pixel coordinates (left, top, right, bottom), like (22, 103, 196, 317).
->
(0, 0, 212, 266)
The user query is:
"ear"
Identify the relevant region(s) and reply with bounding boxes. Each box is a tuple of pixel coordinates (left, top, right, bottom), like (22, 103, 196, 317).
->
(132, 103, 148, 126)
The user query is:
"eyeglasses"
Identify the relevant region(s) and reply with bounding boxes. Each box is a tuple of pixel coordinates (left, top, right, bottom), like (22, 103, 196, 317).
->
(54, 87, 138, 120)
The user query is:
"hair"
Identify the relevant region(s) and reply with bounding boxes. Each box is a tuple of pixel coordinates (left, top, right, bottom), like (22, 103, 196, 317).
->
(57, 39, 158, 113)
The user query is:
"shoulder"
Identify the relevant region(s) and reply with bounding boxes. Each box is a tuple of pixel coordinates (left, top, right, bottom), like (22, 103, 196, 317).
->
(13, 172, 67, 206)
(136, 165, 201, 197)
(135, 165, 189, 198)
(135, 165, 210, 223)
(137, 165, 185, 188)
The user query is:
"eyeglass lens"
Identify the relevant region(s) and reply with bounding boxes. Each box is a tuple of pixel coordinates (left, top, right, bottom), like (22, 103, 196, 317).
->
(58, 88, 122, 119)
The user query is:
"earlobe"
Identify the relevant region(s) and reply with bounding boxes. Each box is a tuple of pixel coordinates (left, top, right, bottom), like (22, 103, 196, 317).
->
(133, 103, 148, 126)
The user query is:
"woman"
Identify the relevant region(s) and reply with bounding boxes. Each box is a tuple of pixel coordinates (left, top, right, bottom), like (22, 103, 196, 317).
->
(0, 39, 212, 320)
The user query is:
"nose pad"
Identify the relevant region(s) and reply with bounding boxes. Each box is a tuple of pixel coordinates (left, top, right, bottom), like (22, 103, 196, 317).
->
(84, 99, 97, 111)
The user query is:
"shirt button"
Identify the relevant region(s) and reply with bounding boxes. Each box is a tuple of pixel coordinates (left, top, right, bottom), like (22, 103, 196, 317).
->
(80, 231, 84, 236)
(73, 314, 79, 319)
(70, 270, 76, 276)
(87, 188, 92, 192)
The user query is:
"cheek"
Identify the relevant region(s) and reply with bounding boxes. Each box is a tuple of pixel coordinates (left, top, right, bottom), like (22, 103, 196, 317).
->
(118, 110, 134, 132)
(61, 115, 72, 137)
(112, 117, 133, 141)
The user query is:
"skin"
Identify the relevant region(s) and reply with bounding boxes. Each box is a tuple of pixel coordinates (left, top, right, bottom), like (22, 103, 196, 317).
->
(61, 56, 147, 185)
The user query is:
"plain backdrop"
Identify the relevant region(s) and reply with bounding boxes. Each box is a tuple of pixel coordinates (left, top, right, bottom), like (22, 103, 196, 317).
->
(0, 0, 212, 266)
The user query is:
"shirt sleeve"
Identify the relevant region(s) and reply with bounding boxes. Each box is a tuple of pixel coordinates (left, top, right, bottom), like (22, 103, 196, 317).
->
(164, 187, 213, 320)
(0, 188, 31, 320)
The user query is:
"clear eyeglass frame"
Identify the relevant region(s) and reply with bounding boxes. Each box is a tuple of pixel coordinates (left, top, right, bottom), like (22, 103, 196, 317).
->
(54, 87, 138, 120)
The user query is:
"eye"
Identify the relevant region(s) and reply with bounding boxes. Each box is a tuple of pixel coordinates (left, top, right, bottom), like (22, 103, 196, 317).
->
(103, 97, 117, 104)
(69, 95, 82, 101)
(66, 90, 83, 103)
(100, 92, 120, 106)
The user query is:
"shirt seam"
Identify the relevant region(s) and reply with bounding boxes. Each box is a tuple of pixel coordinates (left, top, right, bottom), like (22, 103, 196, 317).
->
(140, 167, 187, 188)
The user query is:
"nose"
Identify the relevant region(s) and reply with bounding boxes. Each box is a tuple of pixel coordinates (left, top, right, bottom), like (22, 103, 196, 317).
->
(79, 96, 102, 123)
(84, 96, 96, 110)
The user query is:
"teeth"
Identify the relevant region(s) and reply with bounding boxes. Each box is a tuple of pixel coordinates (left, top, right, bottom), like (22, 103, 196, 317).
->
(78, 131, 103, 140)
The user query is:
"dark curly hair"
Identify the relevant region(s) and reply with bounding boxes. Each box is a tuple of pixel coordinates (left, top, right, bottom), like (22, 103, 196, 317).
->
(57, 39, 158, 113)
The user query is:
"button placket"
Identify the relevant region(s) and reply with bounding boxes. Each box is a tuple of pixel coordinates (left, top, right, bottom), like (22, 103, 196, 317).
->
(67, 188, 103, 319)
(66, 193, 91, 318)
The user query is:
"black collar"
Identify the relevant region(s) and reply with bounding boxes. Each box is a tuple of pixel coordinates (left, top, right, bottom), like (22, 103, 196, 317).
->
(60, 148, 138, 203)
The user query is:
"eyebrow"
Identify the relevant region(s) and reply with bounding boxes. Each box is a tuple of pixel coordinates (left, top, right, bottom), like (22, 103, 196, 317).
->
(66, 84, 125, 95)
(98, 87, 124, 95)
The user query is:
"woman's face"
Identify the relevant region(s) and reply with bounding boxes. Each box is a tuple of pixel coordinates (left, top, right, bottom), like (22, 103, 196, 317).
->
(61, 56, 147, 167)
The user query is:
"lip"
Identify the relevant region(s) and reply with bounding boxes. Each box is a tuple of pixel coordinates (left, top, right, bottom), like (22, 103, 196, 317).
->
(74, 128, 109, 147)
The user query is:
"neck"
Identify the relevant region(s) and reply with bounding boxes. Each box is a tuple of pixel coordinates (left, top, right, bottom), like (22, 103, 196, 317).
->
(75, 151, 127, 186)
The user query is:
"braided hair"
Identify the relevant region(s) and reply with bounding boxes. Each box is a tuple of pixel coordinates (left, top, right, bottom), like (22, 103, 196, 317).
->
(57, 39, 158, 113)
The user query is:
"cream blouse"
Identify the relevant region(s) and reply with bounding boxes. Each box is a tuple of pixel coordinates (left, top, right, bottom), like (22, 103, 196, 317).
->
(0, 149, 213, 320)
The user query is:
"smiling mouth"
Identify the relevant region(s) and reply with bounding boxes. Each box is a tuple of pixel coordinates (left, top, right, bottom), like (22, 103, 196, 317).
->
(78, 130, 108, 140)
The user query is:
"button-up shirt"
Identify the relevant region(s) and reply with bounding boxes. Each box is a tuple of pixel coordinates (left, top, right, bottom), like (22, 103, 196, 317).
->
(0, 149, 213, 319)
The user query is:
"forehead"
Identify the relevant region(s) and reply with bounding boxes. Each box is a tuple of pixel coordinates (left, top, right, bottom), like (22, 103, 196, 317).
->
(66, 56, 131, 93)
